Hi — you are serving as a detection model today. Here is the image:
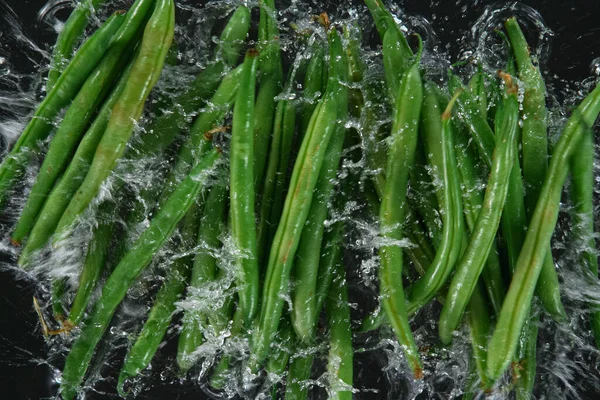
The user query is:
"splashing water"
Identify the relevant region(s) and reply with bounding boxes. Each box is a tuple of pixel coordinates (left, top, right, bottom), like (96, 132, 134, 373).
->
(1, 0, 600, 399)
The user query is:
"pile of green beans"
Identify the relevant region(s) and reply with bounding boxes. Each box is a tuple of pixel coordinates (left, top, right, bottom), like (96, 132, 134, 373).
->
(3, 0, 600, 398)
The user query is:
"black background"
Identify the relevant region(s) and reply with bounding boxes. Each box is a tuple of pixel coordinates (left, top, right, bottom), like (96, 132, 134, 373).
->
(1, 0, 600, 399)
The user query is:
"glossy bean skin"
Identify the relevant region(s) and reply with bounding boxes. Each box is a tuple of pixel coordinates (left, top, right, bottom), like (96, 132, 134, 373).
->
(250, 31, 344, 370)
(285, 351, 315, 400)
(486, 83, 600, 381)
(118, 201, 201, 395)
(54, 0, 175, 239)
(326, 259, 353, 400)
(299, 42, 325, 141)
(18, 53, 137, 266)
(177, 179, 228, 372)
(137, 6, 250, 163)
(570, 128, 600, 347)
(67, 202, 115, 325)
(453, 122, 506, 314)
(59, 147, 218, 400)
(378, 48, 423, 377)
(0, 11, 126, 208)
(158, 65, 242, 204)
(254, 0, 283, 191)
(505, 17, 566, 322)
(467, 281, 492, 390)
(405, 84, 464, 316)
(47, 0, 108, 90)
(230, 50, 260, 327)
(438, 74, 520, 344)
(11, 29, 138, 245)
(257, 66, 300, 266)
(266, 316, 294, 398)
(291, 29, 348, 343)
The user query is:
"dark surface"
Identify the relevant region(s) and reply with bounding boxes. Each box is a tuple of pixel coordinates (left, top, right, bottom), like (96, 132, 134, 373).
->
(1, 0, 600, 399)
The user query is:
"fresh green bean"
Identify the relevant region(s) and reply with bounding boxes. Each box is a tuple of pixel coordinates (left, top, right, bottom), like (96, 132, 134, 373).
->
(378, 41, 423, 378)
(250, 27, 344, 370)
(230, 49, 260, 327)
(505, 16, 566, 322)
(47, 0, 109, 90)
(285, 350, 315, 400)
(486, 83, 600, 381)
(0, 11, 126, 208)
(439, 76, 519, 344)
(59, 147, 218, 400)
(467, 281, 492, 390)
(54, 0, 175, 239)
(291, 28, 348, 343)
(405, 84, 464, 316)
(570, 127, 600, 346)
(257, 67, 300, 266)
(266, 316, 294, 398)
(137, 5, 250, 161)
(18, 51, 134, 267)
(177, 180, 228, 372)
(254, 0, 283, 191)
(118, 200, 201, 395)
(514, 309, 539, 400)
(11, 33, 138, 245)
(326, 260, 353, 400)
(67, 202, 115, 325)
(158, 64, 242, 204)
(454, 122, 506, 314)
(299, 41, 325, 140)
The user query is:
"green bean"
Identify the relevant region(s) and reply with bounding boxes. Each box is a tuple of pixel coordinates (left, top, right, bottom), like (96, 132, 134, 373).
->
(486, 83, 600, 381)
(257, 67, 300, 266)
(11, 32, 139, 245)
(448, 72, 495, 167)
(438, 76, 519, 344)
(405, 83, 464, 316)
(299, 41, 325, 140)
(18, 49, 137, 267)
(47, 0, 109, 90)
(266, 316, 294, 398)
(177, 180, 228, 372)
(230, 49, 260, 327)
(315, 221, 345, 328)
(54, 0, 175, 239)
(158, 65, 242, 204)
(467, 281, 492, 390)
(454, 122, 506, 313)
(382, 26, 413, 99)
(291, 28, 348, 343)
(118, 200, 201, 395)
(285, 349, 315, 400)
(137, 5, 250, 161)
(59, 147, 218, 400)
(250, 27, 344, 370)
(0, 11, 126, 208)
(514, 309, 539, 400)
(254, 0, 283, 191)
(570, 126, 600, 346)
(505, 16, 566, 322)
(67, 202, 115, 325)
(469, 63, 488, 121)
(326, 260, 353, 400)
(378, 37, 424, 377)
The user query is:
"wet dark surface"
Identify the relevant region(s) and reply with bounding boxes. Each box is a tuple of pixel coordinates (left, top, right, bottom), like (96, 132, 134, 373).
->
(1, 0, 600, 399)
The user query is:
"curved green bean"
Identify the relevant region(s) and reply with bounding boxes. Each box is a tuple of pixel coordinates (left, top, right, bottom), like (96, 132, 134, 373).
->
(54, 0, 175, 239)
(47, 0, 109, 90)
(378, 43, 423, 378)
(405, 84, 464, 315)
(505, 16, 566, 322)
(59, 147, 218, 400)
(439, 74, 519, 344)
(486, 83, 600, 381)
(11, 29, 138, 245)
(0, 11, 126, 208)
(18, 51, 137, 267)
